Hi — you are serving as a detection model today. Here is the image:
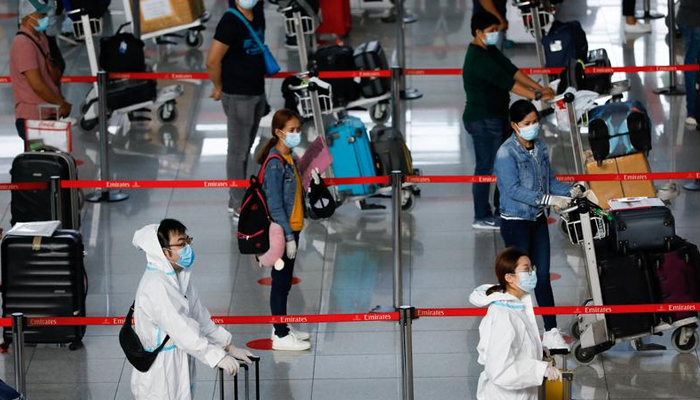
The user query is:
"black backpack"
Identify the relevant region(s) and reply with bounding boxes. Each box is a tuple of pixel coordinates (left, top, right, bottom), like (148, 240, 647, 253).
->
(238, 154, 286, 254)
(99, 23, 146, 73)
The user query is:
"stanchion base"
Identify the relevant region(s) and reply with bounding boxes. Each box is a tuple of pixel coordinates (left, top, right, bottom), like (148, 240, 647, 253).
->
(85, 189, 130, 203)
(370, 305, 396, 313)
(683, 180, 700, 191)
(380, 14, 419, 24)
(401, 88, 423, 100)
(635, 11, 665, 20)
(653, 86, 686, 96)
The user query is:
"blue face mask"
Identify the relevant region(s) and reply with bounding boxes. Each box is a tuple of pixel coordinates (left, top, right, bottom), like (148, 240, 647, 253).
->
(517, 270, 538, 293)
(518, 123, 540, 141)
(282, 132, 301, 149)
(484, 31, 501, 46)
(238, 0, 258, 10)
(176, 245, 195, 269)
(33, 16, 50, 33)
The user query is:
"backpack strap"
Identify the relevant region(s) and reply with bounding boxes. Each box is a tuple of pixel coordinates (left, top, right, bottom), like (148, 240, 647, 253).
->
(258, 154, 286, 184)
(16, 31, 50, 61)
(126, 301, 170, 352)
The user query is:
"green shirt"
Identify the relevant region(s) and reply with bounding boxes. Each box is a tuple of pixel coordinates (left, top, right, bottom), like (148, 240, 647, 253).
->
(462, 44, 519, 122)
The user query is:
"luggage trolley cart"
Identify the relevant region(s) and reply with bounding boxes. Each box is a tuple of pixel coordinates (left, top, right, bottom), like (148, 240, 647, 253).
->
(123, 0, 209, 48)
(554, 94, 699, 365)
(67, 8, 184, 132)
(507, 0, 555, 45)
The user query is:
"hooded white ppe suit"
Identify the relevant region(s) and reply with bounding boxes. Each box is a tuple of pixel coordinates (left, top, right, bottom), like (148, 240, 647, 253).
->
(130, 224, 232, 400)
(469, 284, 549, 400)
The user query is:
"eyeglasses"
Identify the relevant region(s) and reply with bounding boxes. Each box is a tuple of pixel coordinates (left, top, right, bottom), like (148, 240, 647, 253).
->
(167, 236, 193, 249)
(508, 266, 537, 276)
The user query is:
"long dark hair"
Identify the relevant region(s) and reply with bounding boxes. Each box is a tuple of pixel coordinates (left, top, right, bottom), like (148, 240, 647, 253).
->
(486, 247, 528, 295)
(256, 109, 301, 164)
(509, 99, 538, 125)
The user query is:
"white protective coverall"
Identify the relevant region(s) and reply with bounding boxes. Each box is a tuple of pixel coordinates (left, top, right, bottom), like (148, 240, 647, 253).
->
(131, 224, 232, 400)
(469, 284, 549, 400)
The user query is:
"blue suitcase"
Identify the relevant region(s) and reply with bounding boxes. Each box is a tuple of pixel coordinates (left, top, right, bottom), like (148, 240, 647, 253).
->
(326, 116, 377, 196)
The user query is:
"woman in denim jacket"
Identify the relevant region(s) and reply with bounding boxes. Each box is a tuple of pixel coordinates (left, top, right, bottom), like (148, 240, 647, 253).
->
(494, 100, 582, 346)
(258, 109, 311, 351)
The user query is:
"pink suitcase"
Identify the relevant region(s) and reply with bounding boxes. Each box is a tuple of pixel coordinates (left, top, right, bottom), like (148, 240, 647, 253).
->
(650, 240, 700, 322)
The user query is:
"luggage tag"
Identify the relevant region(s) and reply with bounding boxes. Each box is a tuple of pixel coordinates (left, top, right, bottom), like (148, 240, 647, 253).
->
(549, 40, 563, 52)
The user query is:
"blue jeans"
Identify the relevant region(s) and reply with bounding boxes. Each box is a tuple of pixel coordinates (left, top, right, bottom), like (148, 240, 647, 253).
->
(464, 118, 508, 220)
(679, 25, 700, 117)
(271, 231, 300, 338)
(500, 214, 557, 331)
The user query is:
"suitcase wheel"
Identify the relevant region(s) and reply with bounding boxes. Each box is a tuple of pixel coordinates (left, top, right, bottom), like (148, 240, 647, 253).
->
(671, 327, 699, 354)
(573, 342, 597, 365)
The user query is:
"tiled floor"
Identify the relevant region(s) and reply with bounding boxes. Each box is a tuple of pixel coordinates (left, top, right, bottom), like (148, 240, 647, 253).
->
(1, 0, 700, 399)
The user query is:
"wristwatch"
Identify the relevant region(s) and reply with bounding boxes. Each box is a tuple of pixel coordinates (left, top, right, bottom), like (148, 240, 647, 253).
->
(534, 90, 543, 101)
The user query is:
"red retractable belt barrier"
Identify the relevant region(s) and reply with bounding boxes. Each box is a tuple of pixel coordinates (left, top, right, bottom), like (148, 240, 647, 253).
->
(0, 182, 48, 191)
(2, 303, 697, 327)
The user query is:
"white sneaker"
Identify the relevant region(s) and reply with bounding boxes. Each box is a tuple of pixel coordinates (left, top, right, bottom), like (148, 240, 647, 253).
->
(686, 116, 698, 126)
(542, 328, 570, 350)
(624, 22, 651, 34)
(271, 326, 310, 341)
(272, 333, 311, 351)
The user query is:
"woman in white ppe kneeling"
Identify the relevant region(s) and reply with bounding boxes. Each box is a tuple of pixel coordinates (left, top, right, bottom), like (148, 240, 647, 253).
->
(469, 247, 562, 400)
(131, 219, 254, 400)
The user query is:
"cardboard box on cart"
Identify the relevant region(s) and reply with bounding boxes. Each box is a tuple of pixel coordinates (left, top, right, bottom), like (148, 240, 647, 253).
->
(139, 0, 205, 34)
(585, 152, 655, 209)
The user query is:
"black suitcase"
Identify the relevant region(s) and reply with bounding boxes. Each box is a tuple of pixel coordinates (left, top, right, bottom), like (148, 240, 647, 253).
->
(596, 243, 658, 338)
(370, 126, 414, 179)
(107, 79, 157, 111)
(10, 151, 81, 230)
(62, 0, 111, 20)
(99, 24, 146, 73)
(1, 230, 87, 348)
(583, 48, 612, 95)
(218, 356, 261, 400)
(353, 41, 390, 98)
(610, 206, 675, 254)
(308, 45, 361, 106)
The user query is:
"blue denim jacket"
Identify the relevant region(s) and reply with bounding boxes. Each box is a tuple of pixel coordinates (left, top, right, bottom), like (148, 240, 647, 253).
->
(261, 148, 302, 240)
(495, 134, 572, 221)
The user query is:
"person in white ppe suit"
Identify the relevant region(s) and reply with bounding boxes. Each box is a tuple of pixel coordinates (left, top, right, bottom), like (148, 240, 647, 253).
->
(469, 247, 562, 400)
(131, 219, 254, 400)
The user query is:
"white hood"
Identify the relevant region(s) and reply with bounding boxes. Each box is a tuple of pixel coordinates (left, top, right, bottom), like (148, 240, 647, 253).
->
(132, 224, 174, 274)
(469, 284, 523, 308)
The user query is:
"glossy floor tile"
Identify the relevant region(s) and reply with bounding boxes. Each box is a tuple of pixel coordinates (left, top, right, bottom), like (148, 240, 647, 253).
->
(1, 0, 699, 399)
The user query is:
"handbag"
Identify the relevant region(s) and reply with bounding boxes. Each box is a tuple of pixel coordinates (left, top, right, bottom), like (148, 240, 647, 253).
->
(119, 302, 171, 372)
(228, 8, 281, 76)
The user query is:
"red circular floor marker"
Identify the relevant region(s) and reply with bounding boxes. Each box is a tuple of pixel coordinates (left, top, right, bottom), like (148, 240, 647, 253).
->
(550, 273, 562, 281)
(257, 277, 301, 286)
(246, 338, 273, 351)
(548, 217, 557, 225)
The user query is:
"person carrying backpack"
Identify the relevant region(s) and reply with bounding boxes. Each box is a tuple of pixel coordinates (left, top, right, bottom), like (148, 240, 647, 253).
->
(256, 109, 311, 351)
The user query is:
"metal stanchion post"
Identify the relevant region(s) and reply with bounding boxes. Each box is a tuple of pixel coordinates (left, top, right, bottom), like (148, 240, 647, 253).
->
(530, 2, 550, 88)
(399, 306, 416, 400)
(564, 93, 585, 175)
(12, 313, 26, 395)
(391, 67, 404, 133)
(49, 175, 62, 222)
(395, 0, 422, 100)
(131, 0, 141, 38)
(86, 71, 129, 203)
(392, 172, 403, 309)
(636, 0, 665, 20)
(654, 0, 684, 96)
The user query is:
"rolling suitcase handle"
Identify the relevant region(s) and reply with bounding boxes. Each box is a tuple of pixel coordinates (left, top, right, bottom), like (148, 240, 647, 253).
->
(219, 356, 261, 400)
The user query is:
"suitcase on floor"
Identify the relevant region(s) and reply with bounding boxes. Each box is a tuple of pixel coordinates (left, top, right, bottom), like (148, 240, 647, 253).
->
(353, 40, 390, 98)
(539, 372, 574, 400)
(648, 238, 700, 322)
(610, 205, 675, 254)
(542, 20, 588, 68)
(317, 0, 351, 36)
(326, 116, 377, 196)
(583, 48, 613, 95)
(587, 100, 652, 162)
(10, 151, 81, 230)
(1, 230, 87, 347)
(309, 45, 361, 106)
(370, 126, 414, 179)
(107, 79, 157, 111)
(217, 356, 260, 400)
(597, 245, 658, 338)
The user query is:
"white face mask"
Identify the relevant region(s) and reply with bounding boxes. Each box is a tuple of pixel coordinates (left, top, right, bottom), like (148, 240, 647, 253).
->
(238, 0, 257, 10)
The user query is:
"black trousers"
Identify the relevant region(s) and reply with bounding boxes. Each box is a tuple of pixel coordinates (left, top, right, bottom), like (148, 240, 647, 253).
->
(270, 231, 301, 338)
(622, 0, 636, 17)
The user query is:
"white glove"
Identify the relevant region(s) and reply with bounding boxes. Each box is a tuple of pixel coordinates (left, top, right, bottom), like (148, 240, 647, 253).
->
(544, 365, 563, 382)
(584, 190, 599, 205)
(311, 167, 321, 185)
(286, 240, 297, 260)
(274, 259, 285, 271)
(570, 182, 587, 199)
(227, 345, 255, 365)
(217, 356, 240, 376)
(543, 194, 572, 212)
